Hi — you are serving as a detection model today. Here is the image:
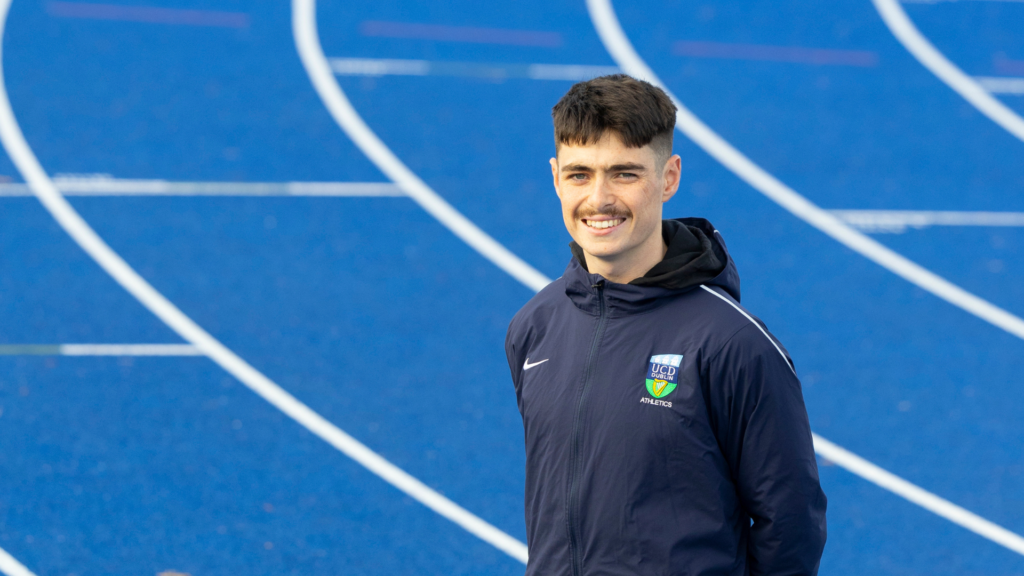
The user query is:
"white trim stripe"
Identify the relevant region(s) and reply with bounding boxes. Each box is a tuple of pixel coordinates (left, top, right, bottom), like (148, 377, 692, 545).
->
(698, 286, 796, 375)
(873, 0, 1024, 142)
(0, 547, 37, 576)
(588, 0, 1024, 558)
(0, 177, 403, 197)
(699, 282, 1024, 556)
(294, 0, 533, 562)
(0, 0, 528, 568)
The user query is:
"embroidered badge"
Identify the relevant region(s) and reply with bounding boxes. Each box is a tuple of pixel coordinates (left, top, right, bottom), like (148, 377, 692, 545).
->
(645, 354, 683, 399)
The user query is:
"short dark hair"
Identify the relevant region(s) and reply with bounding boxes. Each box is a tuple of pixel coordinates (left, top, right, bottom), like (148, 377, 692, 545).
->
(552, 74, 677, 160)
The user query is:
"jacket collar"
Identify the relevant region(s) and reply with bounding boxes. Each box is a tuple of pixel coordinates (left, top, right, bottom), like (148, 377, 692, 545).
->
(563, 218, 741, 317)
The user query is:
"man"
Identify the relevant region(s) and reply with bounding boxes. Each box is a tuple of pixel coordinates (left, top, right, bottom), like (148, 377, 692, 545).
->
(505, 75, 827, 575)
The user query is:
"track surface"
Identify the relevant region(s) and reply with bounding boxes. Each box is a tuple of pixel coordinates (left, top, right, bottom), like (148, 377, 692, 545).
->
(0, 0, 1022, 574)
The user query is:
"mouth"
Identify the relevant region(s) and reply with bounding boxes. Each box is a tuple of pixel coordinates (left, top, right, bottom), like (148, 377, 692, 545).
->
(582, 217, 626, 233)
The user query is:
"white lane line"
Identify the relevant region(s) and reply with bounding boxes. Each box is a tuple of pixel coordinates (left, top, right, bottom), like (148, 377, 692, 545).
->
(0, 176, 403, 197)
(332, 56, 1024, 94)
(873, 0, 1024, 142)
(975, 76, 1024, 95)
(813, 435, 1024, 555)
(527, 63, 623, 81)
(60, 343, 203, 356)
(587, 0, 1024, 557)
(0, 0, 528, 568)
(702, 281, 1024, 555)
(330, 56, 620, 82)
(901, 0, 1024, 3)
(587, 0, 1024, 339)
(294, 0, 550, 296)
(0, 343, 202, 355)
(0, 548, 37, 576)
(306, 0, 1024, 564)
(331, 57, 430, 76)
(295, 1, 533, 563)
(309, 0, 1024, 560)
(833, 209, 1024, 232)
(705, 281, 1024, 554)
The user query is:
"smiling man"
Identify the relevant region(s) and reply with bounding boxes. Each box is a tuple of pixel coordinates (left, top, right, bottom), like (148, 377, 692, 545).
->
(505, 75, 827, 575)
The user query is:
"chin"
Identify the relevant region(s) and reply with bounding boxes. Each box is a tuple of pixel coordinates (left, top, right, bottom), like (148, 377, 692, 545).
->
(577, 240, 626, 260)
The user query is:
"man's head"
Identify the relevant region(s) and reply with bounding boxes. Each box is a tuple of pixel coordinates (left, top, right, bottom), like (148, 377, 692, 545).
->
(550, 74, 681, 283)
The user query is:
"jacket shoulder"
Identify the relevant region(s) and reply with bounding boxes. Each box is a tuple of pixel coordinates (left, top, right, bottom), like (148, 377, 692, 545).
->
(507, 276, 567, 340)
(694, 285, 794, 369)
(505, 277, 568, 391)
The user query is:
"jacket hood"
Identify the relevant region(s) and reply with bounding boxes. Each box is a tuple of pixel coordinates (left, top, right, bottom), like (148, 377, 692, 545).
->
(566, 218, 740, 316)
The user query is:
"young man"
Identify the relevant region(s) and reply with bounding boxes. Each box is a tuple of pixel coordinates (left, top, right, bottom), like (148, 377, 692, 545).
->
(505, 75, 827, 575)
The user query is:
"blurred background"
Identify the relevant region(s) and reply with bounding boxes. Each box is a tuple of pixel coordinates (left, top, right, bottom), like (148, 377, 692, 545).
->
(0, 0, 1022, 574)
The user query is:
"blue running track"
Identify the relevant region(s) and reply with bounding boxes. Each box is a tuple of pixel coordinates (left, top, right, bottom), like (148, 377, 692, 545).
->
(0, 0, 1022, 574)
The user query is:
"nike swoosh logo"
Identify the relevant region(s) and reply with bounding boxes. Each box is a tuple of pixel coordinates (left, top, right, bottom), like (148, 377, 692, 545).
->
(523, 358, 549, 370)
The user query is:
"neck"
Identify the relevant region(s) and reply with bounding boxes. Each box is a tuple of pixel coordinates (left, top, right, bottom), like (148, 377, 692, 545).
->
(583, 231, 668, 284)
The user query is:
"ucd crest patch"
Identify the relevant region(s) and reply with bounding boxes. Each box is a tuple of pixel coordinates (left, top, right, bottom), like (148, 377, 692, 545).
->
(646, 354, 683, 398)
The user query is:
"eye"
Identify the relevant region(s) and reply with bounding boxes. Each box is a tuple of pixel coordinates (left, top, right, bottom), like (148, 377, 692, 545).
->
(617, 172, 638, 180)
(568, 173, 588, 181)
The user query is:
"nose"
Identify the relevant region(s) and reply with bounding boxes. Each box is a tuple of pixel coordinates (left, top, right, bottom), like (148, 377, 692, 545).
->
(588, 173, 616, 209)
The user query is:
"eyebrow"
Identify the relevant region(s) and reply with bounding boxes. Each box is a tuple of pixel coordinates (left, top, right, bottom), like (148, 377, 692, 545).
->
(561, 162, 647, 173)
(608, 163, 646, 172)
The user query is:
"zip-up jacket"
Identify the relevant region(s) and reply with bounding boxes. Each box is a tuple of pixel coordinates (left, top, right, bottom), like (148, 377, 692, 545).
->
(505, 218, 827, 576)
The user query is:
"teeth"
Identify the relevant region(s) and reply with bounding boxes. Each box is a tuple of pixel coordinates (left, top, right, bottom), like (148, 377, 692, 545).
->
(585, 219, 623, 229)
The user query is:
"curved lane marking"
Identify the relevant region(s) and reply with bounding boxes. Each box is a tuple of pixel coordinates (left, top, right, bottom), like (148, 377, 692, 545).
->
(292, 0, 550, 294)
(293, 0, 1024, 560)
(873, 0, 1024, 142)
(587, 0, 1024, 342)
(0, 547, 37, 576)
(294, 1, 538, 560)
(294, 0, 1024, 562)
(0, 0, 527, 566)
(293, 1, 533, 560)
(586, 0, 1024, 556)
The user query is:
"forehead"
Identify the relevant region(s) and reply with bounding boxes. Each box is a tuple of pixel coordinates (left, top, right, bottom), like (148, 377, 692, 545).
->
(556, 131, 657, 168)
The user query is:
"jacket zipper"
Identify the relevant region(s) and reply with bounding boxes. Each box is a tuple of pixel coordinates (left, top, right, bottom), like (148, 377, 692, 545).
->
(566, 281, 606, 576)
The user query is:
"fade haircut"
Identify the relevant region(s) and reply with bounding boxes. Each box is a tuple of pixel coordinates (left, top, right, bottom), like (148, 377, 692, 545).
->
(552, 74, 677, 162)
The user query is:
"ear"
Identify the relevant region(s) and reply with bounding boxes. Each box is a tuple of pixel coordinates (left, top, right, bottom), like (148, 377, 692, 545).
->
(550, 157, 561, 199)
(661, 154, 681, 203)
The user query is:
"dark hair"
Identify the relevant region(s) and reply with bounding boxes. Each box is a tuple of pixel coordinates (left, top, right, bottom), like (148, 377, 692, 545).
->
(552, 74, 677, 159)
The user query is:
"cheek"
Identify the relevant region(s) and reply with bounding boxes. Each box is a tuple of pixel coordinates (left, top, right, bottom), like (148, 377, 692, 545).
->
(558, 200, 577, 228)
(626, 197, 662, 234)
(625, 187, 658, 220)
(559, 192, 583, 218)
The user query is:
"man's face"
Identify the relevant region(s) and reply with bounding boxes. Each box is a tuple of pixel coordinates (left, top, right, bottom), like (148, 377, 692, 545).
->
(551, 131, 680, 266)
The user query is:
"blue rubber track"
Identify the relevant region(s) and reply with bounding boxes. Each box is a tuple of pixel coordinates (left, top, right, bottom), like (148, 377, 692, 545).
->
(0, 0, 1022, 574)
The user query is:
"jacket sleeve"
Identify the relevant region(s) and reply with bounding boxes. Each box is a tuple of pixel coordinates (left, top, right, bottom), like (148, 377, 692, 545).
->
(704, 323, 827, 575)
(505, 316, 525, 414)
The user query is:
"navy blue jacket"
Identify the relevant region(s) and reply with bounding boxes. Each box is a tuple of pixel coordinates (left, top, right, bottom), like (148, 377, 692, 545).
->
(506, 219, 826, 576)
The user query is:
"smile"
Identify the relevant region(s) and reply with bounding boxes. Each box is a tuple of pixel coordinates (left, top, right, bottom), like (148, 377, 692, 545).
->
(583, 218, 624, 230)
